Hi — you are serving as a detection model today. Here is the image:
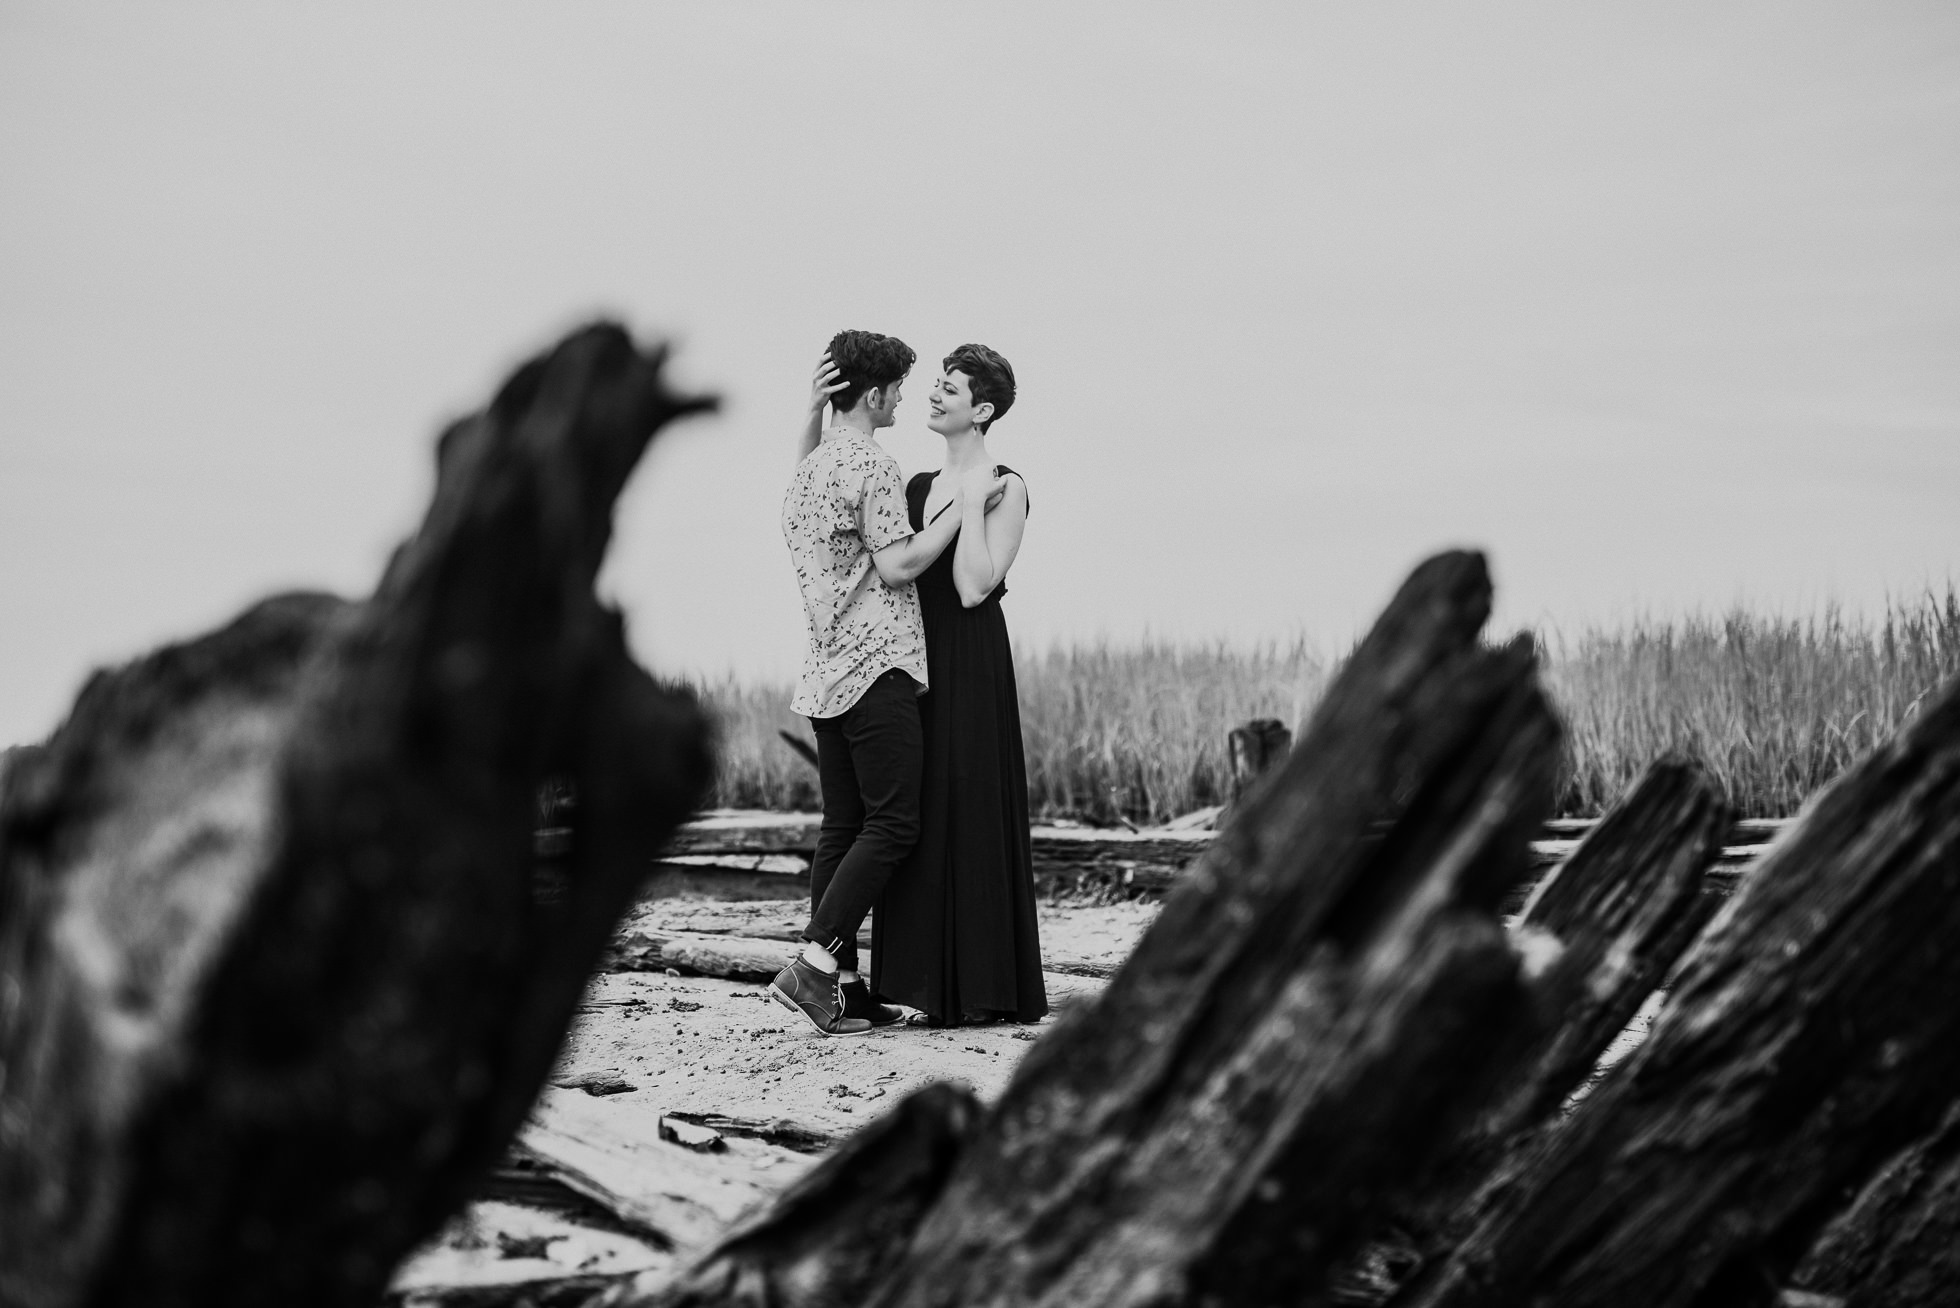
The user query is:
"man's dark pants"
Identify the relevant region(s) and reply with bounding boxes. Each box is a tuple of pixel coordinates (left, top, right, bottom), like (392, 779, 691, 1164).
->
(802, 668, 922, 971)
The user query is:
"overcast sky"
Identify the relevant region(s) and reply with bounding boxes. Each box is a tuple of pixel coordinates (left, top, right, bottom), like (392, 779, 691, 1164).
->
(3, 2, 1956, 746)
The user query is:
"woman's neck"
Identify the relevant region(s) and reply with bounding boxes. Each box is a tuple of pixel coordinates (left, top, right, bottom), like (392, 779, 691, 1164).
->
(940, 426, 991, 473)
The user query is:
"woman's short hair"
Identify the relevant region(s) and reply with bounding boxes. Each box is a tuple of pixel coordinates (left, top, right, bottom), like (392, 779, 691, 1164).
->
(943, 344, 1016, 433)
(828, 330, 916, 413)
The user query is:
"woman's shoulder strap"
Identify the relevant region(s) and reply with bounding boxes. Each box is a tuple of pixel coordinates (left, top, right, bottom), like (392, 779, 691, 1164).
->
(993, 464, 1028, 515)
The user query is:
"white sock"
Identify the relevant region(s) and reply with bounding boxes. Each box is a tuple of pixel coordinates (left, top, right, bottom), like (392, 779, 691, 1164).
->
(800, 941, 838, 973)
(838, 969, 860, 986)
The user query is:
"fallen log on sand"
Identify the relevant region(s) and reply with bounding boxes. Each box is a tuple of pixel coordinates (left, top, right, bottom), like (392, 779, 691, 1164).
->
(0, 324, 714, 1308)
(509, 1091, 811, 1252)
(649, 811, 1783, 904)
(599, 925, 1105, 1009)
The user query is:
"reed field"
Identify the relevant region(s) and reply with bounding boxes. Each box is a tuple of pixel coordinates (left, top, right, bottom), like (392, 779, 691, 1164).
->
(694, 587, 1960, 823)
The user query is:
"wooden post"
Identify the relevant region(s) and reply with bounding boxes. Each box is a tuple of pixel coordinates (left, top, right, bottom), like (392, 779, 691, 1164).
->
(0, 324, 714, 1308)
(1226, 716, 1293, 804)
(1399, 668, 1960, 1308)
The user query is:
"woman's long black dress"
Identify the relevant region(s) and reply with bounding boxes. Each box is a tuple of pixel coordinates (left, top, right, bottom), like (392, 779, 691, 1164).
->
(871, 469, 1048, 1024)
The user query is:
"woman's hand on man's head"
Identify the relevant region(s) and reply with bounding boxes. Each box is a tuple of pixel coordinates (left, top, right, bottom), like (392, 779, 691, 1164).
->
(810, 352, 846, 416)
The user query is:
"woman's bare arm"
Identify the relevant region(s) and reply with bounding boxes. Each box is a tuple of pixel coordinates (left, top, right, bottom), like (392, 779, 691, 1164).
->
(953, 469, 1026, 607)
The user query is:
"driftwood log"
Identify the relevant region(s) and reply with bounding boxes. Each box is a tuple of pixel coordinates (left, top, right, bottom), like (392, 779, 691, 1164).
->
(653, 812, 1781, 905)
(0, 324, 713, 1307)
(510, 1091, 811, 1253)
(1399, 667, 1960, 1308)
(638, 1084, 981, 1308)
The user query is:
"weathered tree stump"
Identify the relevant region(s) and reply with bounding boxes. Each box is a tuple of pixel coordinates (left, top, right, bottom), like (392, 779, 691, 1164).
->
(1226, 717, 1293, 804)
(1398, 668, 1960, 1308)
(728, 551, 1556, 1308)
(0, 324, 713, 1307)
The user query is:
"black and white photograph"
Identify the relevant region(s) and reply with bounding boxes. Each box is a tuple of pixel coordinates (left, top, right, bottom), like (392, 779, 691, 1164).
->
(2, 4, 1957, 1305)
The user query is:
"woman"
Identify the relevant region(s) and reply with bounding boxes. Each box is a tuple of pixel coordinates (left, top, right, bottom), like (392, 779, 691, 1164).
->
(869, 343, 1048, 1026)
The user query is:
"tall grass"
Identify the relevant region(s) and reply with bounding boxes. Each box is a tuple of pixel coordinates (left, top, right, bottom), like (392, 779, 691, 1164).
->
(691, 672, 824, 813)
(691, 587, 1960, 823)
(1015, 638, 1329, 822)
(1546, 589, 1960, 817)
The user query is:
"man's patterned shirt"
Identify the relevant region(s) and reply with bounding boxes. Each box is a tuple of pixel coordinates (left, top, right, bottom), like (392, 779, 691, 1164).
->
(782, 427, 927, 717)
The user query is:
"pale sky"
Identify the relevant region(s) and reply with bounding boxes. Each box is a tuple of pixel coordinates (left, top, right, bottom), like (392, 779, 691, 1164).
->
(4, 2, 1956, 747)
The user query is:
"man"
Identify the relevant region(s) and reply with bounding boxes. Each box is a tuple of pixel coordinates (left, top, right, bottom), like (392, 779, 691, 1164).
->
(770, 330, 964, 1035)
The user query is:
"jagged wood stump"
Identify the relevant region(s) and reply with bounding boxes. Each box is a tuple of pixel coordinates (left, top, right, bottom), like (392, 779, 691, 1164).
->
(1398, 669, 1960, 1308)
(0, 324, 713, 1308)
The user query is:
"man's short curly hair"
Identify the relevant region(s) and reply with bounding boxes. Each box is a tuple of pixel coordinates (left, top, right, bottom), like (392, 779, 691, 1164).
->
(942, 344, 1016, 433)
(828, 329, 916, 413)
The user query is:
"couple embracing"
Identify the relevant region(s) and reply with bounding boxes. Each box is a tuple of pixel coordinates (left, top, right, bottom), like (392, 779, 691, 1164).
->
(769, 329, 1047, 1035)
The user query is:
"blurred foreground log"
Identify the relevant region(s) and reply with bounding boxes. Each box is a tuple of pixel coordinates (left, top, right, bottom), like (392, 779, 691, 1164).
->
(1400, 670, 1960, 1308)
(0, 324, 713, 1307)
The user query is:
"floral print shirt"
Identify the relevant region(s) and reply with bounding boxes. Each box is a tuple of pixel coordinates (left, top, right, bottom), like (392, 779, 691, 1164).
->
(782, 428, 927, 717)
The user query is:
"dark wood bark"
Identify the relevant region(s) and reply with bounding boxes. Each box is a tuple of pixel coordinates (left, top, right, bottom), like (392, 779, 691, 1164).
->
(831, 551, 1564, 1308)
(1781, 1097, 1960, 1306)
(1398, 669, 1960, 1308)
(640, 1084, 981, 1308)
(0, 323, 714, 1308)
(1322, 759, 1728, 1305)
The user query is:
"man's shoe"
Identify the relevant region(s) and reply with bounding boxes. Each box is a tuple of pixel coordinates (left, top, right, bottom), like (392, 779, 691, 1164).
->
(769, 954, 872, 1036)
(841, 978, 904, 1027)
